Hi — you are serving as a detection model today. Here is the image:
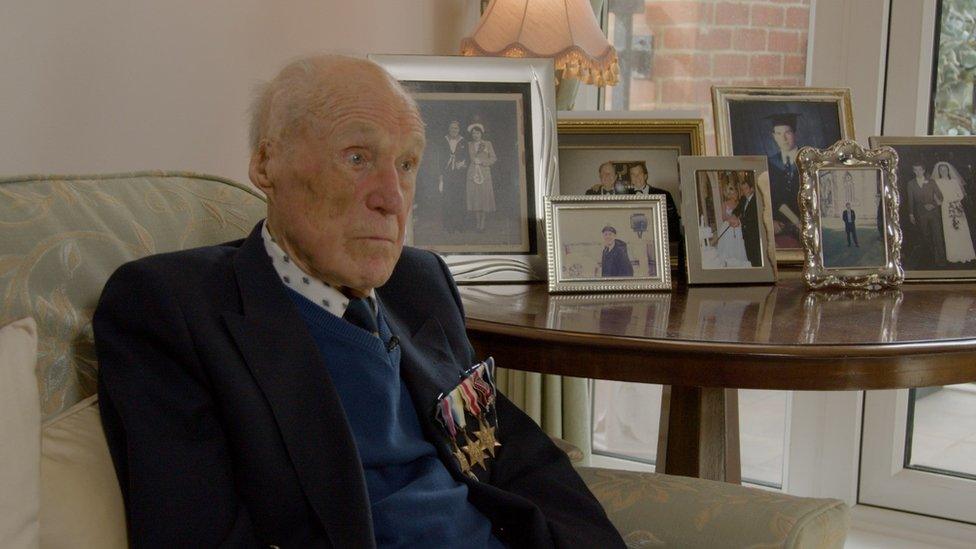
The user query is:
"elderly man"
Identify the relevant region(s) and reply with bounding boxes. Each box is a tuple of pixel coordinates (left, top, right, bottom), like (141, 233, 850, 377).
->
(585, 161, 620, 195)
(95, 55, 622, 548)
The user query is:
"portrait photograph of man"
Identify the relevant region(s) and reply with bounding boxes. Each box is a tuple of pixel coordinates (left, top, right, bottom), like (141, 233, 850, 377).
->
(407, 86, 533, 255)
(714, 89, 854, 258)
(817, 169, 888, 269)
(869, 138, 976, 278)
(554, 207, 661, 281)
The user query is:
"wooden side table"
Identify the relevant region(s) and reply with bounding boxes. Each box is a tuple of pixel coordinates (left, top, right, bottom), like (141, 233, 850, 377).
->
(459, 275, 976, 483)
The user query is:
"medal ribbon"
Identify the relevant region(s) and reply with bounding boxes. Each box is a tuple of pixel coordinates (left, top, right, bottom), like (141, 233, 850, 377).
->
(449, 387, 466, 430)
(438, 397, 457, 438)
(458, 377, 481, 416)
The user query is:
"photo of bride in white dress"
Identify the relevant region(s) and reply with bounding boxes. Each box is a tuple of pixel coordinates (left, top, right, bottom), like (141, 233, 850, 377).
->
(932, 161, 976, 264)
(696, 171, 756, 270)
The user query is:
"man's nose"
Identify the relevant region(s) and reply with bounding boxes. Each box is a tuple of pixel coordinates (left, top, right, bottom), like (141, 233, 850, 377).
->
(366, 159, 405, 215)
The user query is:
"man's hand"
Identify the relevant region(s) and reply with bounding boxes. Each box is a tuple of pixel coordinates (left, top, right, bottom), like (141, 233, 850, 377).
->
(925, 204, 936, 211)
(773, 220, 785, 234)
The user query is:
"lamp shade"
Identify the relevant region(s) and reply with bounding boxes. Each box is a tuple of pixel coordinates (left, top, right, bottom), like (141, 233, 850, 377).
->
(461, 0, 619, 86)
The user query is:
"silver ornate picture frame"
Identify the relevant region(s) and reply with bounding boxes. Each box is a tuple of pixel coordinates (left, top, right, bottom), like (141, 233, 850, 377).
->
(797, 140, 904, 289)
(678, 155, 778, 285)
(370, 54, 557, 282)
(544, 195, 671, 293)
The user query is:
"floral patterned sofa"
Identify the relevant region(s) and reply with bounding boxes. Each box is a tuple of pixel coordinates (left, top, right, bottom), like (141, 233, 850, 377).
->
(0, 172, 849, 548)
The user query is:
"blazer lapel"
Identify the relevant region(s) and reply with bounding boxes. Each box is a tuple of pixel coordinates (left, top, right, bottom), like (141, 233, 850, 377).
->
(377, 295, 470, 470)
(223, 224, 374, 548)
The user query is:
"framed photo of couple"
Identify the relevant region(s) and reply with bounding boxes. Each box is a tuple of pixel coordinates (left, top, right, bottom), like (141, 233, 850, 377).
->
(712, 87, 855, 265)
(370, 54, 557, 283)
(678, 156, 778, 285)
(869, 136, 976, 280)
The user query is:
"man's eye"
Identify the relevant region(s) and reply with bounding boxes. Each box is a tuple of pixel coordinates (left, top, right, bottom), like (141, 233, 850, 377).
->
(400, 159, 417, 172)
(347, 152, 367, 166)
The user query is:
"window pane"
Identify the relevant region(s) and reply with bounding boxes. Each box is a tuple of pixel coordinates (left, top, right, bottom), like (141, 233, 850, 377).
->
(904, 0, 976, 481)
(603, 0, 811, 152)
(930, 0, 976, 135)
(591, 0, 807, 489)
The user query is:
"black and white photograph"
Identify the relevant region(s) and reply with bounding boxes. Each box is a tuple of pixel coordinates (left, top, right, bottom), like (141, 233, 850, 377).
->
(869, 136, 976, 279)
(545, 195, 671, 292)
(409, 87, 532, 254)
(678, 156, 777, 285)
(713, 88, 855, 262)
(817, 169, 887, 269)
(371, 54, 556, 282)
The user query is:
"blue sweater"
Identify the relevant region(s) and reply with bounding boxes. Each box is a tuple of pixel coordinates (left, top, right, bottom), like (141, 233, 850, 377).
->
(287, 289, 504, 548)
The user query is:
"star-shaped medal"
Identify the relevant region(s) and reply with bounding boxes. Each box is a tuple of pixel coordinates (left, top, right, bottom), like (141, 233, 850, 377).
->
(462, 433, 488, 471)
(452, 441, 472, 476)
(474, 417, 501, 458)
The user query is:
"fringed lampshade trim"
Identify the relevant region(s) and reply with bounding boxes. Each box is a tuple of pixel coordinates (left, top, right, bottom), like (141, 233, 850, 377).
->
(460, 38, 620, 86)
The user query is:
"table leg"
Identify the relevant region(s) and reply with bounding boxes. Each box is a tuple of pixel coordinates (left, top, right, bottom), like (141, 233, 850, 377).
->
(656, 386, 741, 483)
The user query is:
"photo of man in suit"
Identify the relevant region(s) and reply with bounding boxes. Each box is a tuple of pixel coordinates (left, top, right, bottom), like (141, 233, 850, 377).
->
(731, 174, 763, 267)
(765, 113, 802, 249)
(842, 202, 859, 247)
(906, 163, 946, 266)
(94, 54, 623, 548)
(601, 225, 634, 277)
(433, 119, 467, 232)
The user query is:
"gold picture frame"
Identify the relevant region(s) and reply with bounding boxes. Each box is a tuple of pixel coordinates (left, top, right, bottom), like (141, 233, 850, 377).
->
(544, 194, 672, 293)
(868, 136, 976, 281)
(678, 155, 778, 285)
(712, 87, 856, 265)
(557, 113, 706, 267)
(796, 140, 903, 290)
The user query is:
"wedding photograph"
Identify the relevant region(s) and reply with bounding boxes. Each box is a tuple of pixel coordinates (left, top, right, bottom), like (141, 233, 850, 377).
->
(869, 136, 976, 279)
(409, 86, 532, 254)
(678, 156, 777, 285)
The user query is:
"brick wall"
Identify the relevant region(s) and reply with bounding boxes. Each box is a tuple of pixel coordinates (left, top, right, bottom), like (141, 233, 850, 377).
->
(610, 0, 811, 152)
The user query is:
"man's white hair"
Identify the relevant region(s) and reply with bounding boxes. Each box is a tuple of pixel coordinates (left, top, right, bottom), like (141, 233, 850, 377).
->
(247, 54, 417, 153)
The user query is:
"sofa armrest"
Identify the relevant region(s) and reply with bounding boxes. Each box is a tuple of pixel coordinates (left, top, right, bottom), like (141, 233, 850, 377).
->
(577, 467, 849, 549)
(549, 435, 584, 463)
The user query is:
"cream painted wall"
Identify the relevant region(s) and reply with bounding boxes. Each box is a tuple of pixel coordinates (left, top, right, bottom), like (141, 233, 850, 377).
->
(0, 1, 478, 184)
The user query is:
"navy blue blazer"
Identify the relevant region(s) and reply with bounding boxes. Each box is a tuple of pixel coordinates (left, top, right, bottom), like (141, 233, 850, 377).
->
(95, 223, 623, 548)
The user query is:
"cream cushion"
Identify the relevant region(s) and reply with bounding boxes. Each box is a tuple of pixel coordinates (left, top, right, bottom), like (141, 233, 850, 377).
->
(0, 317, 40, 549)
(39, 396, 126, 548)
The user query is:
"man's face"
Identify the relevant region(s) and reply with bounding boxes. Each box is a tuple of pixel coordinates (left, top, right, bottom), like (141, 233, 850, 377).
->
(772, 125, 796, 152)
(448, 121, 460, 138)
(629, 166, 647, 187)
(256, 68, 426, 294)
(599, 164, 615, 188)
(738, 180, 753, 198)
(913, 166, 925, 179)
(602, 230, 615, 247)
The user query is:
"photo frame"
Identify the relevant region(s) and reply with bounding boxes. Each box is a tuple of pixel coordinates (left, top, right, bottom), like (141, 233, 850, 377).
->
(713, 87, 856, 264)
(370, 54, 557, 282)
(678, 155, 778, 284)
(868, 136, 976, 280)
(797, 140, 903, 290)
(544, 195, 671, 293)
(556, 113, 706, 267)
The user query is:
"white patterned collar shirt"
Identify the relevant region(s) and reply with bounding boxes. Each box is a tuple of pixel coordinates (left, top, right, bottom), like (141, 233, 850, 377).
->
(261, 221, 376, 319)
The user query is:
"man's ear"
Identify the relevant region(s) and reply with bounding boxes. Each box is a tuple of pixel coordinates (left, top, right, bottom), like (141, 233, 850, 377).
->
(249, 139, 275, 199)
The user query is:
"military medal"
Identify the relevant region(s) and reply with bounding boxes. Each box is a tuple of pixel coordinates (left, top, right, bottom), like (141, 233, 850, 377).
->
(434, 357, 502, 477)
